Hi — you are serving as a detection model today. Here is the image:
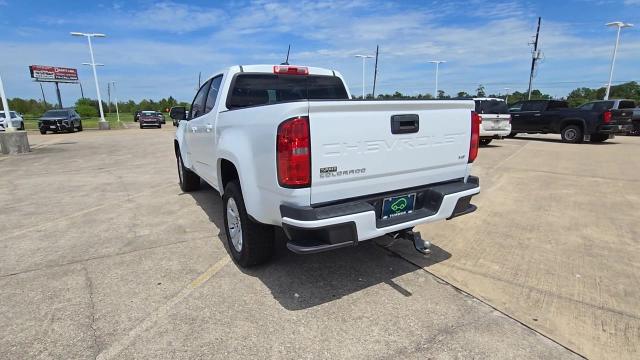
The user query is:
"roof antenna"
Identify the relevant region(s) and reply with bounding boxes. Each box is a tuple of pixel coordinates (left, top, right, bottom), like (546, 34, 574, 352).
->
(281, 44, 291, 65)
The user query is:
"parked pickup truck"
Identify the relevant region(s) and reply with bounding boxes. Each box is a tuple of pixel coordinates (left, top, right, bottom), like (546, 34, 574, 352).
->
(171, 64, 480, 267)
(577, 99, 640, 136)
(508, 99, 633, 143)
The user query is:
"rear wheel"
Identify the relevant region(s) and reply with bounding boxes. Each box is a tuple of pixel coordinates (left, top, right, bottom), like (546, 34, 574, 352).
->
(507, 132, 518, 138)
(176, 151, 200, 192)
(479, 139, 493, 146)
(590, 134, 609, 143)
(40, 129, 46, 135)
(223, 181, 274, 267)
(78, 121, 83, 132)
(560, 125, 583, 143)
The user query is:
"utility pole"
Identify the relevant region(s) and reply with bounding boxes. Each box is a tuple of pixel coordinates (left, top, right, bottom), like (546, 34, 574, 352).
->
(527, 17, 542, 100)
(372, 45, 379, 98)
(107, 82, 111, 113)
(79, 82, 84, 99)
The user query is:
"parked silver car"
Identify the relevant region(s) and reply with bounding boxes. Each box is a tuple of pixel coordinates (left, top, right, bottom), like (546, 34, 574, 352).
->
(0, 111, 25, 131)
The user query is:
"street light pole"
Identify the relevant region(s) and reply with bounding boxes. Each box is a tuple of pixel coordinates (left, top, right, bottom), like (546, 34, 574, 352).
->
(504, 87, 511, 103)
(428, 60, 446, 98)
(0, 74, 15, 131)
(71, 32, 108, 129)
(604, 22, 633, 100)
(354, 54, 373, 99)
(110, 81, 120, 125)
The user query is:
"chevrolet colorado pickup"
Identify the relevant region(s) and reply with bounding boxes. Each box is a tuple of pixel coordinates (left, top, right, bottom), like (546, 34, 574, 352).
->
(171, 65, 480, 267)
(508, 99, 633, 143)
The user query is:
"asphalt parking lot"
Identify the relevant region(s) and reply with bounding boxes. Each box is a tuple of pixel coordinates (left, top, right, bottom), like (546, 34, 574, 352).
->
(1, 127, 638, 359)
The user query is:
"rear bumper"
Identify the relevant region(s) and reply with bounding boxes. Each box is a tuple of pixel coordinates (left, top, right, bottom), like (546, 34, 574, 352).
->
(140, 120, 161, 126)
(480, 128, 511, 138)
(281, 176, 480, 254)
(597, 124, 633, 134)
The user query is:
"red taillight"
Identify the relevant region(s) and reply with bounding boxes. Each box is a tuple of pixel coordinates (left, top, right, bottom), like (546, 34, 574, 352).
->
(469, 111, 480, 163)
(477, 115, 483, 123)
(277, 116, 311, 187)
(603, 111, 612, 124)
(273, 65, 309, 75)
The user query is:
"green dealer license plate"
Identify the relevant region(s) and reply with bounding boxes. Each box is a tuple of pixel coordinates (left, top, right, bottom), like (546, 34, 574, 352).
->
(381, 193, 416, 219)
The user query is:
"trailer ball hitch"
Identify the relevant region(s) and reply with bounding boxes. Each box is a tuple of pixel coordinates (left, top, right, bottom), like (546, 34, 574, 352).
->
(390, 229, 431, 255)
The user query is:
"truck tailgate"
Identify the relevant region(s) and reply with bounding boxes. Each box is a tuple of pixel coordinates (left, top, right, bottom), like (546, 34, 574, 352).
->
(308, 100, 474, 205)
(611, 109, 634, 125)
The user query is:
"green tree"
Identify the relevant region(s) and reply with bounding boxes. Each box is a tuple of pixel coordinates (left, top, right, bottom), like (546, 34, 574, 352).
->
(476, 85, 486, 97)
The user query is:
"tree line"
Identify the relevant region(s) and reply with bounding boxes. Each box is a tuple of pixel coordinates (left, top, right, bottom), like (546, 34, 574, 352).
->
(2, 96, 190, 117)
(3, 82, 639, 116)
(360, 82, 640, 105)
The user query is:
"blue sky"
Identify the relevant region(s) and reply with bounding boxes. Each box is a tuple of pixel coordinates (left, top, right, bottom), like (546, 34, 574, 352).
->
(1, 0, 639, 105)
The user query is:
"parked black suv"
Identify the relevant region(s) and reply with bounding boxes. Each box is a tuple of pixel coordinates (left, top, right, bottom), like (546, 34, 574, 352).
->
(508, 100, 633, 143)
(38, 109, 83, 134)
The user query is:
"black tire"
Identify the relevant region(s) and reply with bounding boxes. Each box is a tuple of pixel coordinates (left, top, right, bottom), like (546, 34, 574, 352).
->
(40, 129, 46, 135)
(158, 124, 162, 129)
(507, 132, 518, 138)
(560, 125, 583, 143)
(139, 123, 143, 129)
(480, 138, 493, 146)
(590, 134, 608, 143)
(176, 151, 200, 192)
(223, 181, 274, 267)
(78, 121, 83, 132)
(67, 124, 75, 133)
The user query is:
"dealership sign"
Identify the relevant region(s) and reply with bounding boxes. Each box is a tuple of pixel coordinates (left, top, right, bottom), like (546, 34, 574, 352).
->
(29, 65, 79, 83)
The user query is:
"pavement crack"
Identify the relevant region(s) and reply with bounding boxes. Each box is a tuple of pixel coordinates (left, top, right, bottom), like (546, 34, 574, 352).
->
(83, 265, 100, 359)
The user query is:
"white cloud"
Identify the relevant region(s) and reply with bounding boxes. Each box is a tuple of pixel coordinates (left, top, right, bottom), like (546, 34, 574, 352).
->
(124, 2, 225, 33)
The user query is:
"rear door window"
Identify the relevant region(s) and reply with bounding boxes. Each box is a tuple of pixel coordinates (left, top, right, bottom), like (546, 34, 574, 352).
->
(226, 74, 348, 109)
(204, 76, 223, 114)
(190, 79, 211, 119)
(578, 103, 595, 110)
(522, 101, 546, 112)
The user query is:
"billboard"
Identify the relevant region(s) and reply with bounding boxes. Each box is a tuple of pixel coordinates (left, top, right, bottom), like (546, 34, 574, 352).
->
(29, 65, 79, 83)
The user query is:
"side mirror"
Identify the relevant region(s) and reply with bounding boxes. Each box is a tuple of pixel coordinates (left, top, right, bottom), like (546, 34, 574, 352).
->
(170, 106, 186, 120)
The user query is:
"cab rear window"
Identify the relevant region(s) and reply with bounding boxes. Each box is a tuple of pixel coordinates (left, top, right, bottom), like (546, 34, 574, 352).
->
(226, 74, 348, 109)
(474, 100, 509, 114)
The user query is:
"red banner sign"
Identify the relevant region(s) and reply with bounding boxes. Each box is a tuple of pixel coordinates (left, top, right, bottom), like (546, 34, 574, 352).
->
(29, 65, 79, 82)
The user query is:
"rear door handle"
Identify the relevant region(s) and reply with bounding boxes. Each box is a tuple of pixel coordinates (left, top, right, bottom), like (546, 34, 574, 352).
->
(191, 126, 197, 133)
(391, 114, 419, 134)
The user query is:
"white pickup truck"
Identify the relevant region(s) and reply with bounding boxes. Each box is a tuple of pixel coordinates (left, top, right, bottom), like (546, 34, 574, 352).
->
(171, 64, 480, 267)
